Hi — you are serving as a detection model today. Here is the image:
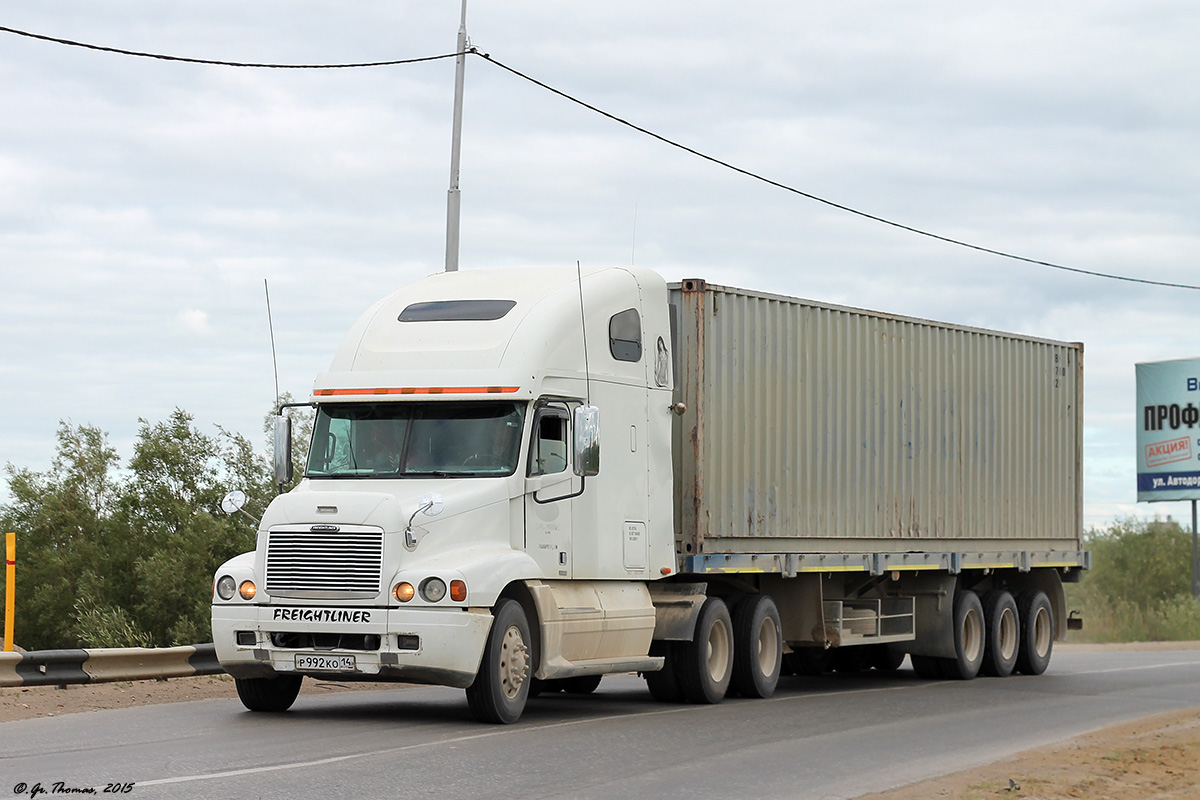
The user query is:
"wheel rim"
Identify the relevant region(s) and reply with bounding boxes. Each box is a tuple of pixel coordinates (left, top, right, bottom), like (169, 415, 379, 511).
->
(706, 617, 732, 682)
(998, 607, 1018, 661)
(757, 616, 779, 676)
(499, 624, 529, 700)
(962, 607, 983, 662)
(1032, 605, 1052, 658)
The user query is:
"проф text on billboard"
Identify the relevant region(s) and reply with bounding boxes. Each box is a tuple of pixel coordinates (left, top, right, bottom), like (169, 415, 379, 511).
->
(1137, 357, 1200, 502)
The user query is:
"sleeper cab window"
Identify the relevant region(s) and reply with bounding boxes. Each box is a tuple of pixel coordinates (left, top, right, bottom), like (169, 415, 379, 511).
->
(609, 308, 642, 362)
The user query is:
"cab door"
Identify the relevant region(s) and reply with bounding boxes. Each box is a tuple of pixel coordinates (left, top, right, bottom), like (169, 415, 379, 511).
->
(524, 402, 579, 578)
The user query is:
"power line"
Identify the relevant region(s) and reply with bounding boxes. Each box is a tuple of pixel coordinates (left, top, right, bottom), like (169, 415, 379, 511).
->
(475, 52, 1200, 292)
(2, 23, 1195, 291)
(0, 24, 457, 68)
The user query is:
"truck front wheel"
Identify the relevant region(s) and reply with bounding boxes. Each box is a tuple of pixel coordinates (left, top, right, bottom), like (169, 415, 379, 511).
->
(235, 674, 303, 712)
(466, 598, 532, 724)
(677, 597, 734, 704)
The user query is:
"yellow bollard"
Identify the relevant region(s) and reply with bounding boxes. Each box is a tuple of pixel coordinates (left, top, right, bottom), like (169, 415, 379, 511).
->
(4, 532, 13, 652)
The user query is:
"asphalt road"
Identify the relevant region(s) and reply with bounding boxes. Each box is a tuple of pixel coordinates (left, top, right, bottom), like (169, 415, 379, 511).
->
(3, 648, 1200, 800)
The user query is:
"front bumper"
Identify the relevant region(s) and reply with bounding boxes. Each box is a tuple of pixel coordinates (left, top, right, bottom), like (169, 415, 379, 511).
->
(212, 604, 493, 688)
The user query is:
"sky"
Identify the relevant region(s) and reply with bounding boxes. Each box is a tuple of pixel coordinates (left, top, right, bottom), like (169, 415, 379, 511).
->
(1, 1, 1199, 530)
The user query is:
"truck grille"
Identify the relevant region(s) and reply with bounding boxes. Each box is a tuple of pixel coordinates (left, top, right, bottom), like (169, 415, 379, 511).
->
(265, 529, 383, 597)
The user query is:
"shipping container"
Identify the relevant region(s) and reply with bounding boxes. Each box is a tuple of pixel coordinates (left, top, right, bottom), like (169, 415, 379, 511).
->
(671, 279, 1083, 558)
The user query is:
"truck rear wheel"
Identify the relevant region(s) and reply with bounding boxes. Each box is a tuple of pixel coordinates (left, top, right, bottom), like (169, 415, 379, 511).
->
(677, 597, 734, 704)
(730, 594, 782, 698)
(235, 674, 303, 712)
(645, 641, 685, 703)
(1015, 589, 1054, 675)
(466, 598, 532, 724)
(981, 590, 1020, 677)
(940, 590, 985, 680)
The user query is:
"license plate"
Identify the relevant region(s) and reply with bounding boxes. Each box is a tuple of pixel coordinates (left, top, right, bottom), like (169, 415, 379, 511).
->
(294, 653, 357, 672)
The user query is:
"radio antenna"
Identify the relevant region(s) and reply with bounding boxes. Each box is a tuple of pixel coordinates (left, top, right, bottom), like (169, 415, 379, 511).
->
(631, 202, 638, 266)
(264, 279, 281, 406)
(576, 261, 591, 404)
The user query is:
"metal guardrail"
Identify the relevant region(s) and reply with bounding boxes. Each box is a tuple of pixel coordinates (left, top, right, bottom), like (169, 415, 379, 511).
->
(0, 643, 224, 688)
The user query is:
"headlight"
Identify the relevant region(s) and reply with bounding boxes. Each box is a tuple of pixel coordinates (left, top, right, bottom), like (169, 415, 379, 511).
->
(393, 582, 415, 603)
(420, 577, 447, 603)
(238, 580, 257, 600)
(216, 575, 236, 601)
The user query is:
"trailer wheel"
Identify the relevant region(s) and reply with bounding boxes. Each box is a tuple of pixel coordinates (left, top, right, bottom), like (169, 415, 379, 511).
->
(645, 640, 685, 703)
(1015, 589, 1054, 675)
(784, 647, 831, 676)
(235, 674, 303, 712)
(677, 597, 734, 704)
(941, 590, 985, 680)
(909, 654, 944, 679)
(870, 645, 907, 672)
(466, 598, 532, 724)
(730, 594, 782, 698)
(980, 590, 1020, 677)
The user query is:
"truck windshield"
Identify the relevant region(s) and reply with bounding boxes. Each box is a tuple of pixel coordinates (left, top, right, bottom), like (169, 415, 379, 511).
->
(306, 402, 525, 478)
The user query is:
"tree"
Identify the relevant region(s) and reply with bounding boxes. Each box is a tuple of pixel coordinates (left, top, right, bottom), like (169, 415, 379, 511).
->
(0, 408, 276, 650)
(1, 423, 121, 648)
(1067, 517, 1200, 642)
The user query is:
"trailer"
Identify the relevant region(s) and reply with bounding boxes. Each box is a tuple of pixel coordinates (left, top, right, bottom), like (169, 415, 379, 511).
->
(212, 266, 1086, 723)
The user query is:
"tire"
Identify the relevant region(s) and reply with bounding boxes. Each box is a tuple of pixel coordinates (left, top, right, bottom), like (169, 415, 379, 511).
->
(941, 590, 985, 680)
(833, 646, 873, 673)
(677, 597, 734, 704)
(235, 674, 303, 712)
(784, 647, 831, 676)
(466, 598, 533, 724)
(560, 675, 602, 694)
(870, 644, 907, 672)
(980, 590, 1020, 677)
(1015, 589, 1054, 675)
(909, 654, 944, 679)
(645, 640, 685, 703)
(730, 594, 782, 698)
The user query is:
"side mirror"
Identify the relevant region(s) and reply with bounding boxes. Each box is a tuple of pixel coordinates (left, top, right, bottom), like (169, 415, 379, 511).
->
(273, 415, 293, 486)
(219, 489, 261, 525)
(573, 404, 600, 477)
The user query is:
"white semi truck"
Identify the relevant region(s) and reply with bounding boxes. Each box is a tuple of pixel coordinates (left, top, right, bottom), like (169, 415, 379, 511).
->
(212, 266, 1087, 723)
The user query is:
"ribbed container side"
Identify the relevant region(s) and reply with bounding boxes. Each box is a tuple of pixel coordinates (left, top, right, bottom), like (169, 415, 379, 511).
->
(670, 281, 1082, 555)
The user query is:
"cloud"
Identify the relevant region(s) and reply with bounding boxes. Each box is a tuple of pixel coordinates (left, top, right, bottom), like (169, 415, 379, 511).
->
(177, 308, 211, 335)
(1, 1, 1199, 529)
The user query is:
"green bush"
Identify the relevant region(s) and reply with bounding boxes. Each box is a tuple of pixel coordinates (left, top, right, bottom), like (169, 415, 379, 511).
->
(1066, 517, 1200, 642)
(0, 409, 279, 650)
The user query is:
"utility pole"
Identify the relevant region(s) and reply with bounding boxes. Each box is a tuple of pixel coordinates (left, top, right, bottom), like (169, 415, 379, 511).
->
(445, 0, 468, 272)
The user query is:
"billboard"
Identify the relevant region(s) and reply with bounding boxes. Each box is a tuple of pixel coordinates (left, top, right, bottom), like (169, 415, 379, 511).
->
(1136, 357, 1200, 502)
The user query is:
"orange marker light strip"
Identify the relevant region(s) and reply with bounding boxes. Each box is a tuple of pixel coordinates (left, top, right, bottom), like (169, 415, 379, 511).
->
(315, 386, 520, 397)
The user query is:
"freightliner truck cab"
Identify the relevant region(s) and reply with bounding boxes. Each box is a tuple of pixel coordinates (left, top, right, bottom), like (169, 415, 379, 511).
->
(212, 266, 677, 723)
